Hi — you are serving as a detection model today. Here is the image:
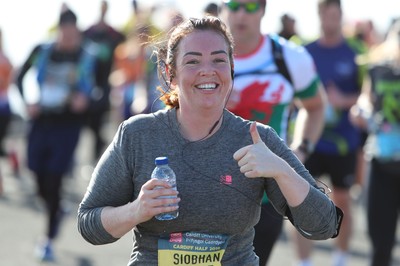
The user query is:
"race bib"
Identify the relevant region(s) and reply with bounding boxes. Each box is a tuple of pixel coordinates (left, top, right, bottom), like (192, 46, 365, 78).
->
(40, 83, 69, 109)
(368, 126, 400, 161)
(158, 232, 229, 266)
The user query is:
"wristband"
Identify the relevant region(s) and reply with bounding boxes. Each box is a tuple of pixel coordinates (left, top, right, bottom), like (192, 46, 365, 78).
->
(297, 138, 315, 156)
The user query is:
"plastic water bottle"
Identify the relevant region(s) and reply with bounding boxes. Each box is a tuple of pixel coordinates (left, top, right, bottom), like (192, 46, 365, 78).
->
(151, 156, 179, 220)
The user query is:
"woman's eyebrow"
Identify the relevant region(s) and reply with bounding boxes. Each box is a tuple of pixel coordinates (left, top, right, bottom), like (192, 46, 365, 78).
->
(183, 51, 201, 57)
(211, 50, 228, 55)
(183, 50, 228, 57)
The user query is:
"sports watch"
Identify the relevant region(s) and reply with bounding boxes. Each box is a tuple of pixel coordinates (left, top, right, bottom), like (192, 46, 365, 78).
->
(297, 138, 315, 157)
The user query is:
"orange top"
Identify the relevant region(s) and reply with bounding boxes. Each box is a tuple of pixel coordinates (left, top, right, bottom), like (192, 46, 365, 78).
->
(0, 52, 12, 93)
(113, 39, 147, 86)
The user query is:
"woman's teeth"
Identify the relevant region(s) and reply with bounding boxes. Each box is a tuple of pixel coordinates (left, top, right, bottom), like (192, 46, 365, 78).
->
(197, 83, 217, 90)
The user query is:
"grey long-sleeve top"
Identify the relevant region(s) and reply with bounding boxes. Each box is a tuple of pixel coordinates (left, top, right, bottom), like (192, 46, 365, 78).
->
(77, 108, 338, 266)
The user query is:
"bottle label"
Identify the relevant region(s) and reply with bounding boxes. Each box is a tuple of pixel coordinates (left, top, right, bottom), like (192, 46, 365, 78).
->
(158, 232, 229, 266)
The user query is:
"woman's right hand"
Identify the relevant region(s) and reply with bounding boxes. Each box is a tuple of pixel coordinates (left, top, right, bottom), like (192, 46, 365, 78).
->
(100, 179, 180, 239)
(130, 179, 180, 224)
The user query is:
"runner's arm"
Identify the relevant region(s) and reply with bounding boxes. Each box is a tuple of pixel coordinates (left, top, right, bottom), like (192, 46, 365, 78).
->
(291, 84, 326, 162)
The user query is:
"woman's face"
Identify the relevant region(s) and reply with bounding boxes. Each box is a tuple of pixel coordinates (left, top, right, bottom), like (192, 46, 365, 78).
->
(172, 29, 233, 112)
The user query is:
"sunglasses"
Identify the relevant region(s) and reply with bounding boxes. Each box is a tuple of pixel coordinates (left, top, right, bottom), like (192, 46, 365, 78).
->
(224, 1, 261, 13)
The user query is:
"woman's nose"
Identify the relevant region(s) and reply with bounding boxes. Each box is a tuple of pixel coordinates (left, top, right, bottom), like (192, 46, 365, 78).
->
(199, 64, 217, 76)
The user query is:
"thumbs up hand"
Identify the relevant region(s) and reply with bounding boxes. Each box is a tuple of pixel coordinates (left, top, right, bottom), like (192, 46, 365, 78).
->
(233, 122, 282, 179)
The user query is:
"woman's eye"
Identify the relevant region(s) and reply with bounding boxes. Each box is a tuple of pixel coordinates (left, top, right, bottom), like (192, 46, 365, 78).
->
(213, 55, 229, 63)
(186, 59, 198, 64)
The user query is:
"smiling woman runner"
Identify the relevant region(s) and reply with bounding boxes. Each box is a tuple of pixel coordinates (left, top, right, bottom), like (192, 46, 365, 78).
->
(77, 16, 341, 266)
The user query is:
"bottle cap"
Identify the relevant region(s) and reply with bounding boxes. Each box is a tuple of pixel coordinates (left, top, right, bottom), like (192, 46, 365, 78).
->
(155, 156, 168, 165)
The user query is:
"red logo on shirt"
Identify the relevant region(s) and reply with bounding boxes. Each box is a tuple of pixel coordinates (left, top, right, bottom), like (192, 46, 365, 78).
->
(229, 81, 284, 124)
(220, 175, 232, 185)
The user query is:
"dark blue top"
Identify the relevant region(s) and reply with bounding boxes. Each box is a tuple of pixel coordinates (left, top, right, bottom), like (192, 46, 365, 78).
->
(306, 39, 362, 155)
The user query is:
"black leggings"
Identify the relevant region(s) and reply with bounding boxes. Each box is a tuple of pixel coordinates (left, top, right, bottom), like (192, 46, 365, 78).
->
(86, 111, 106, 160)
(367, 159, 400, 266)
(0, 114, 11, 156)
(36, 172, 64, 239)
(253, 202, 284, 266)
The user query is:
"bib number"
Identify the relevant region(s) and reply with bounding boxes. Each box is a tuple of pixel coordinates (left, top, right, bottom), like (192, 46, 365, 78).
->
(158, 232, 229, 266)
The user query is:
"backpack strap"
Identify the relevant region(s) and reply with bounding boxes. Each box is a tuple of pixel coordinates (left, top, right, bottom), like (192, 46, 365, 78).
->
(232, 34, 294, 86)
(35, 43, 54, 85)
(269, 34, 293, 86)
(77, 45, 96, 97)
